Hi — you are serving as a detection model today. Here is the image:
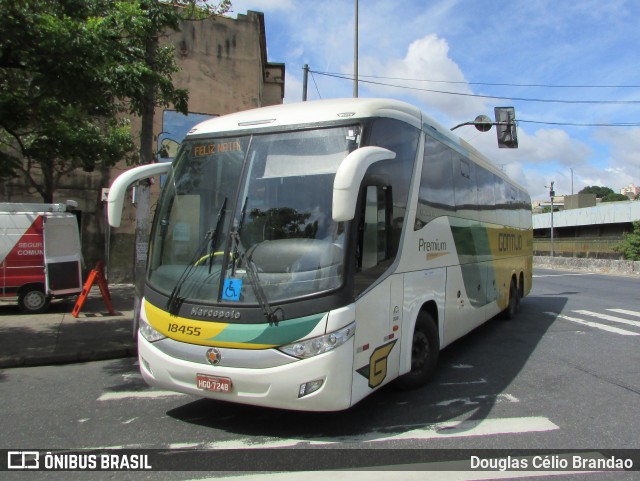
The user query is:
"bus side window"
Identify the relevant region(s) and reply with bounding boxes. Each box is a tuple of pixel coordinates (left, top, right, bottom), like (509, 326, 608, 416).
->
(354, 185, 392, 296)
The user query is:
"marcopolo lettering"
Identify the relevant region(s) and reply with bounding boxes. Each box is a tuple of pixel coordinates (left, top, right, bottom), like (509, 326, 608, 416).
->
(190, 306, 241, 320)
(498, 233, 522, 252)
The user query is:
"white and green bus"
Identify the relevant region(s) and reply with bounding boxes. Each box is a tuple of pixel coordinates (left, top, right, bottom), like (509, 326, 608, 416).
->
(108, 98, 532, 411)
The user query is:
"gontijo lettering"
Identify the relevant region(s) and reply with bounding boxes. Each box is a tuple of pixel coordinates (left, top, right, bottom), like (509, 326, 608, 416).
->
(498, 233, 523, 252)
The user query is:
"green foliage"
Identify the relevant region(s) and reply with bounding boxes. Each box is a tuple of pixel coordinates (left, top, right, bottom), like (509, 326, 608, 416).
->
(579, 186, 614, 198)
(615, 221, 640, 261)
(602, 193, 630, 202)
(0, 0, 231, 202)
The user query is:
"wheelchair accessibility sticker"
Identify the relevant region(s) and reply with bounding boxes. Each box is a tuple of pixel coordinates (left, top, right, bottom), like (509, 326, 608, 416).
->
(222, 278, 242, 301)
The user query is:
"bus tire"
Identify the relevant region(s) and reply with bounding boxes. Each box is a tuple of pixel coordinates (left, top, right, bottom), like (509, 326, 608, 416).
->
(501, 279, 518, 320)
(18, 285, 51, 314)
(395, 312, 439, 389)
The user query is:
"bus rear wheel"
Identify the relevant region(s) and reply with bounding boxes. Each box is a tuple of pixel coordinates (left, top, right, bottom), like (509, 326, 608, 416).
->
(501, 279, 518, 320)
(395, 312, 439, 389)
(18, 285, 51, 314)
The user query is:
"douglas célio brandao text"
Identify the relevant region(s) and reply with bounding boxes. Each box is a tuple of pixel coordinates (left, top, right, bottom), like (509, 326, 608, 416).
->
(470, 454, 634, 471)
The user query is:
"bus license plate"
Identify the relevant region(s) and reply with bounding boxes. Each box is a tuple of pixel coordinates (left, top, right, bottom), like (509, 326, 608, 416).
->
(196, 374, 232, 393)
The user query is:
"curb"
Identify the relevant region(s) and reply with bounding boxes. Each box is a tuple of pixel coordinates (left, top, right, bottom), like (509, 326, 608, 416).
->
(0, 345, 137, 369)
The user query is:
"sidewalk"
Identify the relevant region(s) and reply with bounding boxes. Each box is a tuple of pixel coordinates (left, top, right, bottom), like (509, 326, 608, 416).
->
(0, 284, 136, 369)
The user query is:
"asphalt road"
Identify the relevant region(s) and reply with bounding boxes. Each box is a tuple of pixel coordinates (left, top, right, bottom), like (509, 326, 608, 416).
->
(1, 267, 639, 480)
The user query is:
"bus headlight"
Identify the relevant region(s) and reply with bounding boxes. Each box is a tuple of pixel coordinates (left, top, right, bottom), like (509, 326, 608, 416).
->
(279, 322, 355, 359)
(139, 317, 166, 343)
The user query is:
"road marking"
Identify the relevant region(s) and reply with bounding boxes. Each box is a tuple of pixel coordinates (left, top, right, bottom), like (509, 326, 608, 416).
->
(545, 312, 640, 336)
(440, 378, 487, 386)
(451, 363, 474, 369)
(574, 310, 640, 328)
(608, 308, 640, 318)
(199, 416, 558, 449)
(191, 467, 595, 481)
(96, 390, 186, 401)
(436, 393, 519, 407)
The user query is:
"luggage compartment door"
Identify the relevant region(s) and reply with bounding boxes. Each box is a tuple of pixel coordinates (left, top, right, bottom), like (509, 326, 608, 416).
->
(43, 215, 83, 295)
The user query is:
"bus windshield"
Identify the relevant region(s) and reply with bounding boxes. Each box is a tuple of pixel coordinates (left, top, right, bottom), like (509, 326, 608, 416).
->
(148, 125, 360, 309)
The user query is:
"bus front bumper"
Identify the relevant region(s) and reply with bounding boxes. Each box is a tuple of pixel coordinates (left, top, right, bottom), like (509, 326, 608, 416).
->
(137, 333, 356, 411)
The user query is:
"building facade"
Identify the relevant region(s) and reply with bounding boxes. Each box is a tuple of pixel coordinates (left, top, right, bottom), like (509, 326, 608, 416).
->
(533, 200, 640, 259)
(1, 11, 285, 282)
(620, 183, 640, 199)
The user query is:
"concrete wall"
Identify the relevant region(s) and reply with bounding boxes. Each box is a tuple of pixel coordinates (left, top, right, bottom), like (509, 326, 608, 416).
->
(534, 200, 640, 229)
(534, 256, 640, 275)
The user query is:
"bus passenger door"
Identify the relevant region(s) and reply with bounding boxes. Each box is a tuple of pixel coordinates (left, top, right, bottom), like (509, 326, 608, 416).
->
(352, 185, 402, 404)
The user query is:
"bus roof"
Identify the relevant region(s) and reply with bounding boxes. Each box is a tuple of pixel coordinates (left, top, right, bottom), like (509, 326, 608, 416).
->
(187, 98, 527, 196)
(187, 98, 424, 135)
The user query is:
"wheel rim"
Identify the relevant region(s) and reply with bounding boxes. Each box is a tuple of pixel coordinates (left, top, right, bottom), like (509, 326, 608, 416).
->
(24, 291, 46, 311)
(412, 330, 429, 371)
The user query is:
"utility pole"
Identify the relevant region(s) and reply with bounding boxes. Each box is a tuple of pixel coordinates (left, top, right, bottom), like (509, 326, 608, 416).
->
(353, 0, 358, 98)
(549, 181, 555, 257)
(570, 168, 574, 195)
(132, 33, 157, 331)
(302, 64, 309, 101)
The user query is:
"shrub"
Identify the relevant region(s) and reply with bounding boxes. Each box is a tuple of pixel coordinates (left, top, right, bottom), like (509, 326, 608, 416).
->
(614, 221, 640, 261)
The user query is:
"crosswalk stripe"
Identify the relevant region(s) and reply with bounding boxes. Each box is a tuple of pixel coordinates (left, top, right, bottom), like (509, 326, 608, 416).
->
(201, 417, 559, 449)
(546, 312, 640, 336)
(608, 308, 640, 318)
(97, 390, 186, 401)
(573, 310, 640, 328)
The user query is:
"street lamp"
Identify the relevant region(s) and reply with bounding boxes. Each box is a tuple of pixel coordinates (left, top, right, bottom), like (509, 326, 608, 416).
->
(546, 181, 555, 257)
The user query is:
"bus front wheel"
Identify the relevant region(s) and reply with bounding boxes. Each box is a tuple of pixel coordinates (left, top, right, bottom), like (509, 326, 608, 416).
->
(395, 312, 439, 389)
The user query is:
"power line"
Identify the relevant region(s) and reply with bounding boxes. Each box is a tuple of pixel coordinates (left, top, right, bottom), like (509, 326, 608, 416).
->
(311, 70, 640, 105)
(518, 119, 640, 127)
(316, 70, 640, 89)
(310, 71, 322, 99)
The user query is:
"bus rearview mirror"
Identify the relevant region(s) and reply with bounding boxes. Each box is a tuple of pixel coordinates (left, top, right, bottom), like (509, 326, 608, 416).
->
(332, 146, 396, 222)
(107, 163, 172, 228)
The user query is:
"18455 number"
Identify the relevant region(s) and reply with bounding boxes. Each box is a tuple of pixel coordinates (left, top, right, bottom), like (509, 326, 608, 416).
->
(167, 323, 202, 337)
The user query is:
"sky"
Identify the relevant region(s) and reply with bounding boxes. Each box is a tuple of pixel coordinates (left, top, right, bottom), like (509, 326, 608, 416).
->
(231, 0, 640, 200)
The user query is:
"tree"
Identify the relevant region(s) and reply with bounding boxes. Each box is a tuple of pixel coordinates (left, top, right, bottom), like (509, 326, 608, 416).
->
(0, 0, 231, 202)
(579, 186, 614, 199)
(615, 221, 640, 261)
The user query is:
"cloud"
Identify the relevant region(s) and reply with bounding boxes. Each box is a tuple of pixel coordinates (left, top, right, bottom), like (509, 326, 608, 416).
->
(460, 126, 593, 199)
(359, 34, 487, 120)
(595, 127, 640, 179)
(231, 0, 296, 14)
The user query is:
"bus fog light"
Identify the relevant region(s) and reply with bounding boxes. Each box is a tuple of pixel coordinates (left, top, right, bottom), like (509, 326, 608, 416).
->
(298, 379, 324, 398)
(140, 317, 166, 343)
(279, 322, 355, 359)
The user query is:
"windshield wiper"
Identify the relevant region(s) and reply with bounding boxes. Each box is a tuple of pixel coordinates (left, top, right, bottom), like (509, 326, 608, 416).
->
(244, 247, 282, 323)
(230, 196, 248, 276)
(209, 197, 227, 274)
(166, 197, 227, 313)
